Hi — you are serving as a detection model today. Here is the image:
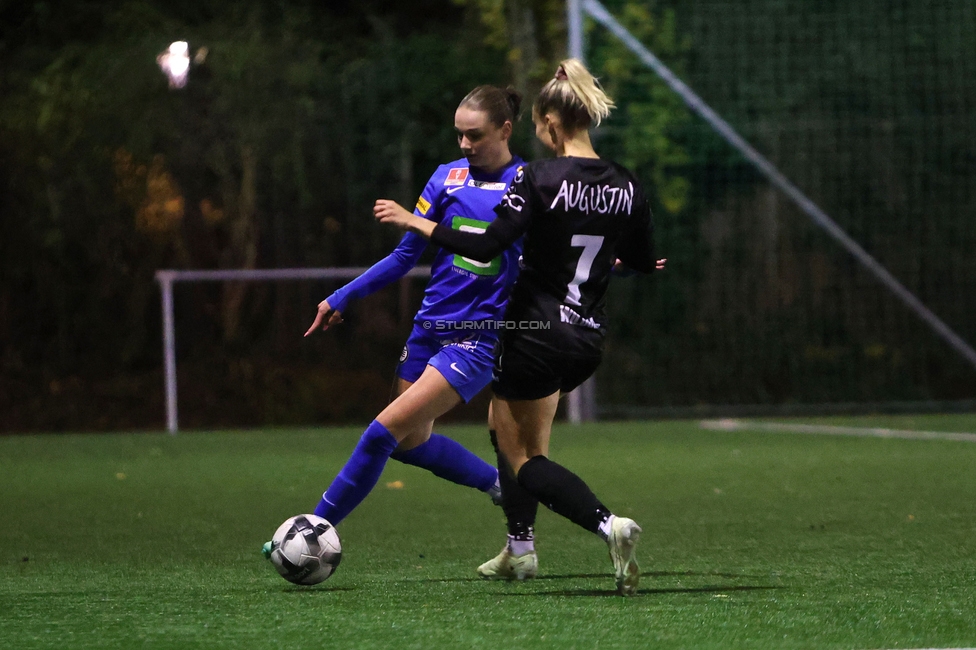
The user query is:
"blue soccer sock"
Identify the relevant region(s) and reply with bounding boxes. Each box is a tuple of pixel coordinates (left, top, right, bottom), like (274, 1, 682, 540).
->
(391, 433, 498, 493)
(313, 420, 399, 525)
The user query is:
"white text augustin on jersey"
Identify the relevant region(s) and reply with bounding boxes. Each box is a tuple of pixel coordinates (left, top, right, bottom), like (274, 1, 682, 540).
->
(549, 180, 635, 215)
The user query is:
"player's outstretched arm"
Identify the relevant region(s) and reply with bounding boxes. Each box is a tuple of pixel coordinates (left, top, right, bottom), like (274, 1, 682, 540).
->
(310, 205, 430, 337)
(305, 299, 343, 336)
(376, 199, 522, 263)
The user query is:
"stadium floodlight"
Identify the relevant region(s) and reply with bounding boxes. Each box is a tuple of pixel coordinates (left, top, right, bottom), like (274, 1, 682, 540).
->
(157, 41, 191, 88)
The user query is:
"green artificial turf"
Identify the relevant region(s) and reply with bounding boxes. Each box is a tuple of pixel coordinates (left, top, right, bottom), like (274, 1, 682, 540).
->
(2, 415, 976, 649)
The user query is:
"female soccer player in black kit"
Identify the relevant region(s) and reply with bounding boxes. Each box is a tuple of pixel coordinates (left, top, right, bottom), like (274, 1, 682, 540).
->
(376, 59, 664, 595)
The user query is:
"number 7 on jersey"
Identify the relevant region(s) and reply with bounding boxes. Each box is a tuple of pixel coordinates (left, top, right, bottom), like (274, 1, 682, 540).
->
(566, 235, 604, 306)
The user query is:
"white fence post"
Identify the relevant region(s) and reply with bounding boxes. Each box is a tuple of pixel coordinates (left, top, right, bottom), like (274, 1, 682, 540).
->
(157, 271, 179, 435)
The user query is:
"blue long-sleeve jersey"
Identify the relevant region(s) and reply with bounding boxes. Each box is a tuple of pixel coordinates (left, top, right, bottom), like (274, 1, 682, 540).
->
(327, 156, 524, 335)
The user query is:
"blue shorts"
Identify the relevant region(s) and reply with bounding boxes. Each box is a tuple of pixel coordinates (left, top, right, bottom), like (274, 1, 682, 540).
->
(396, 325, 498, 403)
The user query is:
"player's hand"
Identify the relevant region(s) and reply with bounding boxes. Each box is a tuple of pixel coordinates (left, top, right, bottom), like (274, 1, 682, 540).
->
(374, 200, 436, 239)
(304, 299, 343, 336)
(373, 200, 415, 229)
(656, 258, 667, 271)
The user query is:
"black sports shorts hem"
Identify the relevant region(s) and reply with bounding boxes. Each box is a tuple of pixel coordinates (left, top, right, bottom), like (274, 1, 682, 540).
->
(491, 334, 602, 401)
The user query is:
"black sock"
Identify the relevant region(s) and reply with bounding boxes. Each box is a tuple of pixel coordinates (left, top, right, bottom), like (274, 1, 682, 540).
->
(490, 429, 539, 540)
(517, 455, 612, 535)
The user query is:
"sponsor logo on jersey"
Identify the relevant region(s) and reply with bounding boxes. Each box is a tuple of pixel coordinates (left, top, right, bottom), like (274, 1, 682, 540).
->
(415, 196, 431, 215)
(444, 168, 469, 186)
(559, 305, 602, 330)
(399, 345, 409, 363)
(450, 216, 501, 276)
(467, 180, 507, 191)
(550, 180, 634, 215)
(513, 165, 524, 183)
(445, 186, 464, 195)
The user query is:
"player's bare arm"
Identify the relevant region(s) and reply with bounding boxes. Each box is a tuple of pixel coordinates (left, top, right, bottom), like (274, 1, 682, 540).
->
(373, 200, 436, 238)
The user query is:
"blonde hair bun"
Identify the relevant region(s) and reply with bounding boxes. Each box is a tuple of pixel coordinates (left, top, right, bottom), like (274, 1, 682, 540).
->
(534, 58, 615, 130)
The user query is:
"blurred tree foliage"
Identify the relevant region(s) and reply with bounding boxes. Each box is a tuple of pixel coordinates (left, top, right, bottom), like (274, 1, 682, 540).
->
(0, 0, 516, 429)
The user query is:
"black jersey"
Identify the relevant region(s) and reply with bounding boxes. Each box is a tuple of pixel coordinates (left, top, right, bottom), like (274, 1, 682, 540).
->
(430, 156, 655, 337)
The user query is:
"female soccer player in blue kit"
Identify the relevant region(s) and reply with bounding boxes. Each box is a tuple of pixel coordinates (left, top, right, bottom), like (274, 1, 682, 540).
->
(296, 85, 530, 531)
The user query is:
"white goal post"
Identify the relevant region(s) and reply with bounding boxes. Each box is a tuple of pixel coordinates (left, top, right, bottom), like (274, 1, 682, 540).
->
(155, 267, 429, 434)
(155, 267, 594, 433)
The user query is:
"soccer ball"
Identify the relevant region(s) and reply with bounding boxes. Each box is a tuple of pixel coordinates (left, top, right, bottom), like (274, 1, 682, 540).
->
(266, 514, 342, 585)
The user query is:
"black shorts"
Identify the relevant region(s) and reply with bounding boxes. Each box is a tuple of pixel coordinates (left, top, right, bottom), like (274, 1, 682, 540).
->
(491, 331, 603, 401)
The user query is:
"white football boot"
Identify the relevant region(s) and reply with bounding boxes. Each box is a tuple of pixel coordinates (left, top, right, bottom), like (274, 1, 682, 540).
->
(477, 545, 538, 580)
(607, 516, 642, 596)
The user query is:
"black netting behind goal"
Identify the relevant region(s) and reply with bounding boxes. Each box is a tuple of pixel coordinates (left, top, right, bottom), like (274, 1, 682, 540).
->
(593, 0, 976, 414)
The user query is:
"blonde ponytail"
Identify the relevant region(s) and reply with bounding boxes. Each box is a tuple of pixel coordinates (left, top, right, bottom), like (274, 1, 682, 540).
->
(533, 58, 615, 131)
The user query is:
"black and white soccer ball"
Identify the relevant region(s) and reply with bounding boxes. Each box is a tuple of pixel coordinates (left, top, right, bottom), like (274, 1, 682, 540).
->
(267, 514, 342, 585)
